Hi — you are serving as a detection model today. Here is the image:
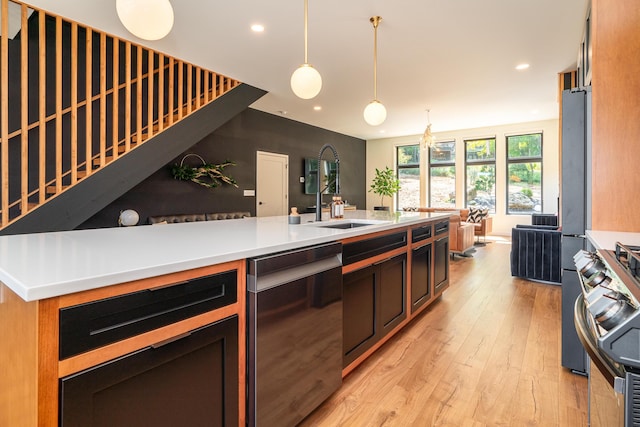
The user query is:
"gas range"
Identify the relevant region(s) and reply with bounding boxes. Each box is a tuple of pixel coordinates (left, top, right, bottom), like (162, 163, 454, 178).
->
(574, 242, 640, 369)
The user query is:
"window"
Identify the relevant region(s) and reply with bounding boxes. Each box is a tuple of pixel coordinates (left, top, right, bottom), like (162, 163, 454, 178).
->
(429, 141, 455, 208)
(507, 133, 542, 214)
(396, 145, 420, 210)
(465, 138, 496, 212)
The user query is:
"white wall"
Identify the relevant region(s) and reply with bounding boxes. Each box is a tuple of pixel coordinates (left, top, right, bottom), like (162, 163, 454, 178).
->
(366, 119, 560, 236)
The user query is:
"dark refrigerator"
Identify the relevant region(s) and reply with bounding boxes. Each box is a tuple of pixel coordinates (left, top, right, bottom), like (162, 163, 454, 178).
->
(560, 87, 591, 374)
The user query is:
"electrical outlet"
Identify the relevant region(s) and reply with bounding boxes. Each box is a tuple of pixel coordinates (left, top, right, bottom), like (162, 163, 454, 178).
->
(243, 189, 255, 197)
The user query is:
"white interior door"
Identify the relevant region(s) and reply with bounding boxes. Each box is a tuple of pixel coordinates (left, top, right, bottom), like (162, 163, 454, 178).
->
(256, 151, 289, 217)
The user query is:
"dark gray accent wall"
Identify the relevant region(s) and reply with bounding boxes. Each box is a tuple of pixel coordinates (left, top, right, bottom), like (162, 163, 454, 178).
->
(79, 108, 366, 228)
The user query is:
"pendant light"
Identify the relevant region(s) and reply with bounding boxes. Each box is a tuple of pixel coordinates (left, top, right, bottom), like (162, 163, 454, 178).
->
(290, 0, 322, 99)
(116, 0, 174, 41)
(363, 16, 386, 126)
(421, 109, 434, 149)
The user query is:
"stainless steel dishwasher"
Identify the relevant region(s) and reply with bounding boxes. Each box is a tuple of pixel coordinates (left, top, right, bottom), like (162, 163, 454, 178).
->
(247, 242, 343, 427)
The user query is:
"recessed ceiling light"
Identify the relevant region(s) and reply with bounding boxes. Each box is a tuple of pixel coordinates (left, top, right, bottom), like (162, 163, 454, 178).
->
(515, 63, 530, 70)
(313, 106, 322, 111)
(251, 24, 265, 33)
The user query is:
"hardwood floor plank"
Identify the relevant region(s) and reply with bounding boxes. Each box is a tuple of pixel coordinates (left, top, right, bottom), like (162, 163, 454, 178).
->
(300, 238, 588, 426)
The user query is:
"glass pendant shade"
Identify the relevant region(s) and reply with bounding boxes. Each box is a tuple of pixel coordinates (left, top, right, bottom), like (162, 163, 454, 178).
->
(364, 100, 387, 126)
(116, 0, 174, 41)
(291, 64, 322, 99)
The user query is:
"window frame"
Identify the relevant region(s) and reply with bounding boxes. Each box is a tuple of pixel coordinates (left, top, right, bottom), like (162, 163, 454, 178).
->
(506, 132, 543, 215)
(396, 144, 421, 211)
(428, 140, 456, 208)
(464, 137, 497, 213)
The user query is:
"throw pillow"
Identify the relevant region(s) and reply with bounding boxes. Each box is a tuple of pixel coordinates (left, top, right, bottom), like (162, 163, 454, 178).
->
(467, 207, 488, 223)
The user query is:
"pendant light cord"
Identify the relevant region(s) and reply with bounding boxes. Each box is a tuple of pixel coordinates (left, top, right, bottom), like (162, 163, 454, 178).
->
(304, 0, 309, 64)
(371, 16, 381, 101)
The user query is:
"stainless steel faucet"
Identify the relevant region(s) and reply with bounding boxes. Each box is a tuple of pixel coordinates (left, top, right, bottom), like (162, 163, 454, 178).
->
(316, 144, 340, 222)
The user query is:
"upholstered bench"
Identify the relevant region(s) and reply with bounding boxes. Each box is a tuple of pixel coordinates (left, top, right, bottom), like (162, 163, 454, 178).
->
(148, 212, 250, 224)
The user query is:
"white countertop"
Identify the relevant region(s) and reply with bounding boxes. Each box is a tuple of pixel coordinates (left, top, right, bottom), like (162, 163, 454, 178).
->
(586, 230, 640, 250)
(0, 210, 450, 302)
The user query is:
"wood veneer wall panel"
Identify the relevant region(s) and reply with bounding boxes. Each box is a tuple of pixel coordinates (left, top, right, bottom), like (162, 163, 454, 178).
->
(591, 0, 640, 231)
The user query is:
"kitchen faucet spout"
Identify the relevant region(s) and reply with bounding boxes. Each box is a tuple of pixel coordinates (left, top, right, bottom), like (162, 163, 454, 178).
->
(316, 144, 340, 222)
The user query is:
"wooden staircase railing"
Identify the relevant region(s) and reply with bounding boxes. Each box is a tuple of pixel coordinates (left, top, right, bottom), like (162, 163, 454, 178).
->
(0, 0, 241, 229)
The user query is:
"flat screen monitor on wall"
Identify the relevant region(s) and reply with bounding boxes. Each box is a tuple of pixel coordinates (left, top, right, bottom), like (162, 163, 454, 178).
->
(304, 158, 338, 195)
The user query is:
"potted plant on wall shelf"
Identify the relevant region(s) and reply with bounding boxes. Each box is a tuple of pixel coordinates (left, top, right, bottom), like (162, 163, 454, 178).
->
(369, 166, 401, 211)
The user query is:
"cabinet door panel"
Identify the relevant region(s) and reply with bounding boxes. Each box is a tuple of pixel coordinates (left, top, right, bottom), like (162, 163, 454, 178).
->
(379, 254, 407, 333)
(343, 266, 377, 365)
(60, 316, 239, 427)
(434, 237, 449, 293)
(411, 243, 431, 312)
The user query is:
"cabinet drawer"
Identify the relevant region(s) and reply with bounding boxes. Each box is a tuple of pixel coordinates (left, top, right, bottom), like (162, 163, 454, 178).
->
(434, 220, 449, 236)
(59, 270, 237, 360)
(342, 231, 407, 266)
(411, 224, 432, 243)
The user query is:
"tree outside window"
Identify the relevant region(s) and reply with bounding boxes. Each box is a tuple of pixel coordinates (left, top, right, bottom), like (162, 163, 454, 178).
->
(465, 138, 496, 212)
(507, 133, 542, 214)
(396, 145, 420, 210)
(429, 141, 455, 208)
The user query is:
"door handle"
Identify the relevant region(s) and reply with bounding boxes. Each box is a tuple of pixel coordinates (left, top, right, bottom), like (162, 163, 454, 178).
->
(259, 201, 263, 205)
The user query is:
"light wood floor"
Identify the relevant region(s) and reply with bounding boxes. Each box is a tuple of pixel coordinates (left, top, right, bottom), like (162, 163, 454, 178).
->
(301, 237, 588, 426)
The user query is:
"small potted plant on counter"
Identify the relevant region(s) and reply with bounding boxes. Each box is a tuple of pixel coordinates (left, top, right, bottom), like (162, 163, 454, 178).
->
(369, 166, 401, 211)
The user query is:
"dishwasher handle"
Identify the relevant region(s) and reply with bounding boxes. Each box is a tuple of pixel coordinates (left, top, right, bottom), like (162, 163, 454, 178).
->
(248, 256, 342, 293)
(248, 242, 341, 276)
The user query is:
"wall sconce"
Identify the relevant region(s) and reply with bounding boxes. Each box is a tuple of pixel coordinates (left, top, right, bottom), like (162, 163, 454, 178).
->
(118, 209, 140, 226)
(290, 0, 322, 99)
(116, 0, 174, 41)
(363, 16, 386, 126)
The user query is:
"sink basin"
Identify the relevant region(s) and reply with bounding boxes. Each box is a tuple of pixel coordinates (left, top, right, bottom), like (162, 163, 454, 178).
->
(308, 219, 391, 229)
(319, 222, 373, 229)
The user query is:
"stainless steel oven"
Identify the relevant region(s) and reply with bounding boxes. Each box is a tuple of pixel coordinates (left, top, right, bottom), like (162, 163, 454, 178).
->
(572, 244, 640, 426)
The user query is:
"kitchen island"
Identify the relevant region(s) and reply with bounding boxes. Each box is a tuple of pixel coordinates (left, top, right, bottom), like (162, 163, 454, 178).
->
(0, 210, 451, 426)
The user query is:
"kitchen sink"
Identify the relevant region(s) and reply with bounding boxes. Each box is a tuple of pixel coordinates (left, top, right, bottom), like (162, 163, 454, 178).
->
(307, 219, 391, 229)
(319, 222, 373, 229)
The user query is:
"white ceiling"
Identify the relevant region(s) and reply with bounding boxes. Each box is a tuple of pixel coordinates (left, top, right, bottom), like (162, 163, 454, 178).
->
(26, 0, 589, 141)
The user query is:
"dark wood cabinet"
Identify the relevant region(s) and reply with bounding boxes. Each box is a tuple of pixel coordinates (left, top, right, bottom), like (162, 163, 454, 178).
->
(411, 242, 432, 313)
(59, 316, 239, 427)
(434, 236, 449, 294)
(343, 253, 406, 367)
